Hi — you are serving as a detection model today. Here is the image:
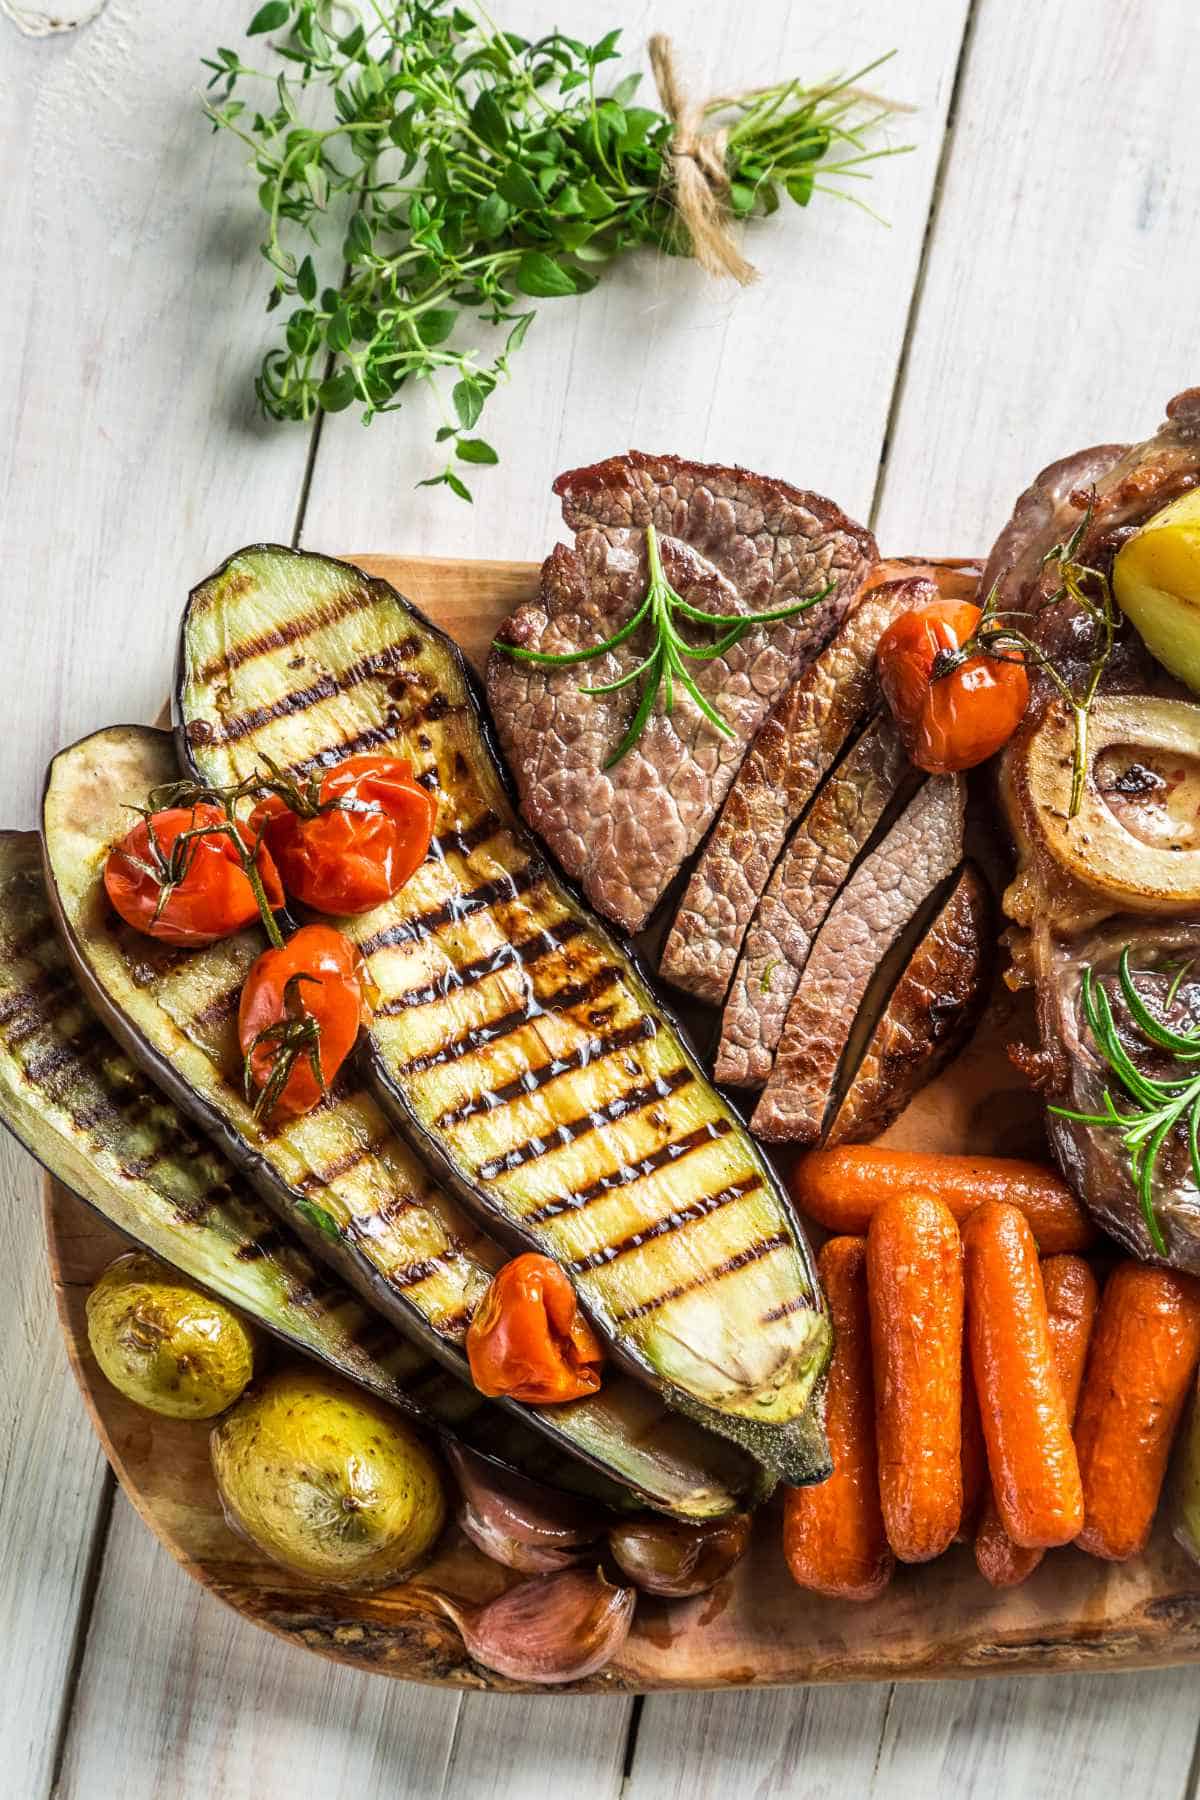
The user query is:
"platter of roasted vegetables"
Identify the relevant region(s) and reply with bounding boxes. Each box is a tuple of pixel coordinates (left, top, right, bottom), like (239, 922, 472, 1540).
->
(13, 394, 1200, 1689)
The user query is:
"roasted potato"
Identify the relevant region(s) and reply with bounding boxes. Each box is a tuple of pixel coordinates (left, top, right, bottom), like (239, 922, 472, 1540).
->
(210, 1367, 446, 1587)
(1113, 488, 1200, 692)
(86, 1252, 254, 1419)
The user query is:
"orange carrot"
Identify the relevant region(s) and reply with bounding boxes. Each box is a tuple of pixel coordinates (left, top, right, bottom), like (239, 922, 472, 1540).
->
(957, 1332, 987, 1542)
(784, 1237, 893, 1601)
(964, 1204, 1082, 1550)
(790, 1147, 1093, 1254)
(974, 1254, 1098, 1586)
(1074, 1262, 1200, 1562)
(867, 1193, 963, 1563)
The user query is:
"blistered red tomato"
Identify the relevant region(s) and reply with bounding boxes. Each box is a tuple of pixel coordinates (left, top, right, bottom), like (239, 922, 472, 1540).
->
(466, 1254, 605, 1404)
(876, 600, 1030, 773)
(237, 924, 371, 1121)
(104, 804, 284, 947)
(249, 754, 436, 916)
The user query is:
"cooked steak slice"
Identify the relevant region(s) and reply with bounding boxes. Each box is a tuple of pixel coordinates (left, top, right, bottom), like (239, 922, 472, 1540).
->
(714, 710, 917, 1087)
(660, 573, 935, 1003)
(751, 775, 967, 1143)
(487, 452, 876, 935)
(824, 863, 993, 1145)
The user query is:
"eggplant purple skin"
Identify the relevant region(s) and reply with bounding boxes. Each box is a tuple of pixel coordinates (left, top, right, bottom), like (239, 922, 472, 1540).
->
(172, 545, 833, 1487)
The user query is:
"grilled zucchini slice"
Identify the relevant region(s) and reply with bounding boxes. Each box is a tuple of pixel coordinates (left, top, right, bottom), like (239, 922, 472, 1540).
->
(177, 546, 831, 1481)
(41, 736, 763, 1518)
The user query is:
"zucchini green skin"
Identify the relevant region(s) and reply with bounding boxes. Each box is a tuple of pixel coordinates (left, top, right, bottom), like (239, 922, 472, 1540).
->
(176, 546, 831, 1482)
(0, 831, 633, 1497)
(40, 737, 763, 1518)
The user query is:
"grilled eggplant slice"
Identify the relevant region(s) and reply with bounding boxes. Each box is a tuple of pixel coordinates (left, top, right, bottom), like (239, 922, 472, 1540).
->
(177, 546, 831, 1481)
(40, 737, 762, 1519)
(0, 831, 638, 1496)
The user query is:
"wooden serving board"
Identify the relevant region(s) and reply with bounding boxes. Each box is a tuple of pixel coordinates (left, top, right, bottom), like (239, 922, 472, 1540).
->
(42, 553, 1200, 1693)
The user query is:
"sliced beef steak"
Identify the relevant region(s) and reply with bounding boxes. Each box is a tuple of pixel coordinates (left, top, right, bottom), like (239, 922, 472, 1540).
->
(714, 710, 917, 1087)
(751, 775, 967, 1142)
(824, 863, 992, 1145)
(660, 573, 935, 1003)
(487, 452, 876, 935)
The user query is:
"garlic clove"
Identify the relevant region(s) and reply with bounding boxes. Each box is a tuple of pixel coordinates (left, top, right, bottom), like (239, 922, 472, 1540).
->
(458, 1502, 587, 1573)
(445, 1442, 607, 1553)
(427, 1567, 636, 1684)
(608, 1511, 752, 1597)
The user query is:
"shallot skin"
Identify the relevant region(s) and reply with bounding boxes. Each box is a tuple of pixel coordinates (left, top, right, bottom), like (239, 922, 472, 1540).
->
(427, 1568, 636, 1685)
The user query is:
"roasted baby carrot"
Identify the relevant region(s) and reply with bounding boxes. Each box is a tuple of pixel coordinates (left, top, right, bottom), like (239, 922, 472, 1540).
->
(974, 1253, 1098, 1586)
(784, 1237, 893, 1600)
(1075, 1262, 1200, 1562)
(790, 1148, 1093, 1254)
(867, 1193, 964, 1563)
(957, 1333, 987, 1542)
(964, 1203, 1082, 1550)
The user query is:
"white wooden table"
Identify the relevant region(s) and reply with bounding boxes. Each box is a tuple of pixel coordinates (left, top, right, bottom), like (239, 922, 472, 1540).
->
(3, 0, 1199, 1793)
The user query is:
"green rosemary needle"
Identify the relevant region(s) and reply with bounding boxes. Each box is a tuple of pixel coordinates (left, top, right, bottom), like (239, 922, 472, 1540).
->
(1048, 948, 1200, 1257)
(494, 521, 830, 766)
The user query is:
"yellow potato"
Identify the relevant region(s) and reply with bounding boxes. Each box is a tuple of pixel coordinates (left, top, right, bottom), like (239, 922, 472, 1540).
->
(1113, 488, 1200, 693)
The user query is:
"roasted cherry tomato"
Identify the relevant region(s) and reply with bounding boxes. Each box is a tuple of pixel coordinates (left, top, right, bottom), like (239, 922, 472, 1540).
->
(104, 804, 284, 948)
(238, 924, 371, 1121)
(876, 600, 1030, 774)
(466, 1254, 605, 1405)
(249, 755, 437, 917)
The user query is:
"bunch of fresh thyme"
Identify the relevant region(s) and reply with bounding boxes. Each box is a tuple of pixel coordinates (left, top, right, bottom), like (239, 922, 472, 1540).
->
(203, 2, 909, 498)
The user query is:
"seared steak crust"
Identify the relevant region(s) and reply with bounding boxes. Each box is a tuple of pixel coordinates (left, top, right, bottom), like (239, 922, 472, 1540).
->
(751, 775, 967, 1143)
(487, 452, 876, 935)
(714, 711, 916, 1087)
(825, 863, 992, 1146)
(660, 575, 930, 1003)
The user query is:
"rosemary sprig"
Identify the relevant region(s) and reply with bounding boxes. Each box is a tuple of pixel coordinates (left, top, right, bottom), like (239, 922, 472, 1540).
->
(243, 970, 327, 1121)
(494, 521, 830, 766)
(202, 3, 911, 496)
(1048, 948, 1200, 1257)
(930, 511, 1117, 817)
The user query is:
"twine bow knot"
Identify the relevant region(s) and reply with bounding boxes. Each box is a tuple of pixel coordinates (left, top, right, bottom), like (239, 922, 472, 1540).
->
(648, 34, 759, 287)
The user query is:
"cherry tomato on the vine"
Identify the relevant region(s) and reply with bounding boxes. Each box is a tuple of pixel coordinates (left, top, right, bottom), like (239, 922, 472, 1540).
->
(249, 754, 436, 917)
(876, 600, 1030, 774)
(466, 1253, 605, 1405)
(104, 804, 284, 948)
(238, 924, 371, 1122)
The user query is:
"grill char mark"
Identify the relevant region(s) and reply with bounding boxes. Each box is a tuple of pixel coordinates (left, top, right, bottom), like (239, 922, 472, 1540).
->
(524, 1115, 731, 1222)
(360, 861, 543, 955)
(207, 644, 419, 746)
(384, 917, 586, 1013)
(484, 1067, 694, 1186)
(436, 1017, 658, 1130)
(395, 964, 621, 1078)
(194, 585, 378, 682)
(620, 1231, 791, 1324)
(566, 1173, 763, 1274)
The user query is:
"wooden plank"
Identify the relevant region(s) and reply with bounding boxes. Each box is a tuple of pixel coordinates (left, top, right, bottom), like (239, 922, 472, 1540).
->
(874, 0, 1200, 552)
(874, 1669, 1200, 1799)
(627, 1668, 1200, 1800)
(625, 1683, 897, 1799)
(56, 1495, 462, 1800)
(0, 3, 318, 1793)
(301, 0, 972, 557)
(444, 1694, 631, 1800)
